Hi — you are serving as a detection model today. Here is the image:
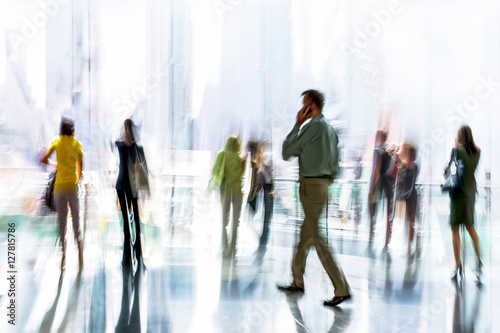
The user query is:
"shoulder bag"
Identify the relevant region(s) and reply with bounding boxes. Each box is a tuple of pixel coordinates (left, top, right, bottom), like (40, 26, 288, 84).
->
(442, 148, 464, 192)
(134, 146, 149, 191)
(44, 171, 57, 212)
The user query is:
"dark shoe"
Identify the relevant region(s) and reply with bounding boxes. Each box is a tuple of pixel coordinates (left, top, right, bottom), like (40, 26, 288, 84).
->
(324, 295, 351, 307)
(451, 265, 463, 280)
(277, 283, 304, 293)
(475, 263, 483, 282)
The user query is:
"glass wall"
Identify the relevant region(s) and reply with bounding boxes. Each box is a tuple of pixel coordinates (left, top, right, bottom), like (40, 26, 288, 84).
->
(1, 0, 499, 186)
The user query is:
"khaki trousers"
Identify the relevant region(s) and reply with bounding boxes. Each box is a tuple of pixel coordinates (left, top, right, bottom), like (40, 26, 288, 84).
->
(292, 178, 350, 296)
(55, 191, 81, 244)
(220, 183, 243, 255)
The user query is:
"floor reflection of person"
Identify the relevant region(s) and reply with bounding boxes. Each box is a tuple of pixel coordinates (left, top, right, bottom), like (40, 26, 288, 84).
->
(115, 262, 144, 332)
(278, 89, 351, 307)
(40, 116, 84, 270)
(447, 125, 482, 281)
(452, 282, 483, 332)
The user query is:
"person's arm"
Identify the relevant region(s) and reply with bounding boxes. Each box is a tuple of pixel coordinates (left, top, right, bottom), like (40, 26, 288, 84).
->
(76, 140, 84, 181)
(211, 151, 224, 176)
(368, 150, 382, 198)
(282, 105, 316, 160)
(331, 130, 339, 179)
(40, 144, 56, 167)
(77, 154, 83, 181)
(282, 123, 317, 160)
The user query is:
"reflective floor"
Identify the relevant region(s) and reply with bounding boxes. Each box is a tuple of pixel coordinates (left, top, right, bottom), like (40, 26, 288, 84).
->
(0, 182, 499, 332)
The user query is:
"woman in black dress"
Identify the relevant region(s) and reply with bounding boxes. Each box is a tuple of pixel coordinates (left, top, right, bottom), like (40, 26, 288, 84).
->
(116, 119, 147, 265)
(448, 125, 482, 280)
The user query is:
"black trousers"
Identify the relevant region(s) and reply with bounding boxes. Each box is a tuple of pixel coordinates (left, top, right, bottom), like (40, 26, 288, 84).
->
(117, 188, 142, 262)
(261, 184, 274, 245)
(248, 184, 274, 246)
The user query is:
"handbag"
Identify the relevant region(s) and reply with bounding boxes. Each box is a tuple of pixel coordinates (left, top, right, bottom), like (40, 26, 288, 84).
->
(134, 146, 149, 191)
(442, 148, 464, 192)
(208, 151, 226, 191)
(43, 171, 57, 212)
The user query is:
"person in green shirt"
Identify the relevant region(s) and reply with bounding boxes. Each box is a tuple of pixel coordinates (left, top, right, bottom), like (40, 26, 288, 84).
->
(212, 135, 247, 258)
(40, 116, 84, 270)
(278, 90, 351, 307)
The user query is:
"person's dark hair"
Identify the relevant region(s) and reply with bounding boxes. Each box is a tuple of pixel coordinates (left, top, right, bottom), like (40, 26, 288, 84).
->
(124, 118, 136, 143)
(301, 89, 324, 111)
(247, 140, 259, 158)
(457, 125, 479, 156)
(375, 129, 388, 144)
(60, 116, 75, 136)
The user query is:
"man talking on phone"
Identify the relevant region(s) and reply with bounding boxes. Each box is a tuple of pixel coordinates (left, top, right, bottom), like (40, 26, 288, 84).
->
(278, 89, 351, 307)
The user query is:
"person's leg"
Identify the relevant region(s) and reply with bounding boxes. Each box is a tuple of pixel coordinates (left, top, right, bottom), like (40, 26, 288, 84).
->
(229, 188, 243, 256)
(220, 184, 231, 254)
(260, 184, 273, 246)
(291, 216, 314, 289)
(451, 226, 462, 270)
(352, 188, 361, 234)
(368, 181, 380, 247)
(117, 189, 132, 264)
(406, 191, 417, 254)
(368, 202, 377, 247)
(67, 190, 83, 266)
(384, 183, 394, 247)
(55, 193, 68, 269)
(301, 178, 350, 296)
(131, 198, 142, 259)
(465, 225, 482, 267)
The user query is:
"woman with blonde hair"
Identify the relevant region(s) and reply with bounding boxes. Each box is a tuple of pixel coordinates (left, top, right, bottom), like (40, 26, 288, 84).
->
(447, 125, 482, 280)
(211, 135, 247, 257)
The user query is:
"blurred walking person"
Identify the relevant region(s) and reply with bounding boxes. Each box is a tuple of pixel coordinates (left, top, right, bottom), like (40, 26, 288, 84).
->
(211, 135, 247, 258)
(395, 143, 419, 255)
(40, 116, 84, 270)
(278, 90, 351, 307)
(115, 119, 148, 266)
(368, 129, 395, 250)
(447, 125, 482, 280)
(256, 140, 274, 253)
(246, 140, 262, 214)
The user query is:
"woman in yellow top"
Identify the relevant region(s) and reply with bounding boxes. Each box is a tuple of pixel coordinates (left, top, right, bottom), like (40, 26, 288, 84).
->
(40, 116, 84, 270)
(212, 135, 247, 257)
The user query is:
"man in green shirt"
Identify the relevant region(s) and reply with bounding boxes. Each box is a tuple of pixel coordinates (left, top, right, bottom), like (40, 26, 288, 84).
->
(278, 90, 351, 307)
